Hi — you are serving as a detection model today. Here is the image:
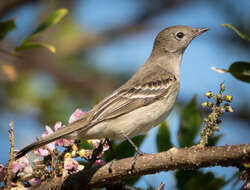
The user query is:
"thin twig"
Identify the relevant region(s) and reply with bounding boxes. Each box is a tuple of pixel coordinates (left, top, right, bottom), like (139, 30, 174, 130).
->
(6, 120, 15, 190)
(44, 145, 57, 178)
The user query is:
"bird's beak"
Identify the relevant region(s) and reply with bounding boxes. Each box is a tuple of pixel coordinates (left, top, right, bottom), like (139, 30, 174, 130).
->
(193, 27, 209, 37)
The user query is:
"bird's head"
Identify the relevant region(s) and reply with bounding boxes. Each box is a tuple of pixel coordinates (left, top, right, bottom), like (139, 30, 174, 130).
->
(152, 25, 209, 55)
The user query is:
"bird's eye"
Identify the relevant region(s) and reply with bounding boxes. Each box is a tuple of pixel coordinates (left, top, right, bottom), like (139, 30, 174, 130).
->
(176, 32, 184, 39)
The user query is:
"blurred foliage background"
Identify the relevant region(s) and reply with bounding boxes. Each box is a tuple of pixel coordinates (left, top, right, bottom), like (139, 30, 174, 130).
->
(0, 0, 250, 189)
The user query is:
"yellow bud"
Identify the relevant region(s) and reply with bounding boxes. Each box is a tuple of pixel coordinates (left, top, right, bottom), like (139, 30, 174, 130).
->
(202, 102, 208, 107)
(224, 94, 233, 102)
(78, 149, 86, 158)
(220, 82, 225, 92)
(225, 106, 233, 112)
(64, 152, 71, 158)
(205, 91, 214, 98)
(72, 144, 78, 151)
(213, 125, 220, 131)
(86, 140, 92, 144)
(243, 163, 250, 168)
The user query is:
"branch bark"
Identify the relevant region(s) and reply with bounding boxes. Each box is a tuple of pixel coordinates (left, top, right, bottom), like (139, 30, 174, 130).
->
(11, 144, 250, 190)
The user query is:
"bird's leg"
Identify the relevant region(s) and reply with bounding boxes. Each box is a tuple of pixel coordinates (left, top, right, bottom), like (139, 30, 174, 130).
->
(122, 134, 145, 169)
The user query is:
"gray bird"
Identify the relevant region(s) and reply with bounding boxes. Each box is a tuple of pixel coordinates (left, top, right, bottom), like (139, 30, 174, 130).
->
(16, 25, 208, 159)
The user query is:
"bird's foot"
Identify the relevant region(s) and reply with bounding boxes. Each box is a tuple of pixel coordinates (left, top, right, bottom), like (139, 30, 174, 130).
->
(121, 134, 149, 169)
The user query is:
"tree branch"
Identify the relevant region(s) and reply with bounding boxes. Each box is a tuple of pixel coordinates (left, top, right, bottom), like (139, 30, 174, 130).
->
(10, 144, 249, 190)
(72, 144, 250, 189)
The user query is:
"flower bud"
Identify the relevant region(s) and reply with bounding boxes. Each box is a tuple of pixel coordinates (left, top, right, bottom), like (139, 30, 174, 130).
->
(202, 102, 208, 107)
(205, 91, 214, 98)
(72, 144, 78, 151)
(213, 125, 220, 131)
(207, 102, 213, 107)
(223, 94, 233, 102)
(78, 149, 86, 158)
(64, 152, 71, 158)
(217, 94, 222, 100)
(220, 82, 225, 92)
(225, 106, 233, 112)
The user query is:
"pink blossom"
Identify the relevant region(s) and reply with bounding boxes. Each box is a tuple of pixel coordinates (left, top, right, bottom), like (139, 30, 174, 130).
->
(33, 109, 86, 156)
(11, 162, 20, 177)
(17, 165, 33, 178)
(33, 126, 56, 157)
(4, 154, 33, 180)
(95, 159, 106, 166)
(29, 178, 41, 187)
(69, 109, 85, 124)
(64, 157, 79, 171)
(8, 155, 30, 177)
(54, 122, 74, 147)
(16, 155, 29, 169)
(42, 125, 54, 138)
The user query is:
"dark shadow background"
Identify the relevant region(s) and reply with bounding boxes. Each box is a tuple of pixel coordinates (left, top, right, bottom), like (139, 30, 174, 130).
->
(0, 0, 249, 189)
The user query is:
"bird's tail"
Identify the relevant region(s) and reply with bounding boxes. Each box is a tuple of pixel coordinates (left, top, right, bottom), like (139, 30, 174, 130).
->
(15, 117, 92, 159)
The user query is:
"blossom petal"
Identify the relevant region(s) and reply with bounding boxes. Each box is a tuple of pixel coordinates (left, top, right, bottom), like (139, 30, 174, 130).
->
(95, 159, 105, 166)
(69, 109, 85, 123)
(29, 178, 41, 187)
(33, 148, 49, 157)
(42, 125, 54, 138)
(54, 121, 62, 131)
(64, 157, 79, 171)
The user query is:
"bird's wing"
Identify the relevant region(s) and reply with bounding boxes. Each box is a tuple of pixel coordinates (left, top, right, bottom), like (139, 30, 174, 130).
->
(91, 71, 177, 122)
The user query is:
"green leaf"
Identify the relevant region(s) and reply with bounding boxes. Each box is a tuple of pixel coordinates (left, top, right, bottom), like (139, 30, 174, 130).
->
(228, 62, 250, 83)
(176, 170, 227, 190)
(0, 18, 16, 40)
(211, 62, 250, 83)
(15, 42, 56, 53)
(80, 140, 93, 149)
(24, 8, 68, 42)
(156, 121, 173, 152)
(125, 176, 141, 187)
(222, 24, 250, 42)
(178, 96, 202, 147)
(15, 8, 68, 53)
(207, 134, 223, 146)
